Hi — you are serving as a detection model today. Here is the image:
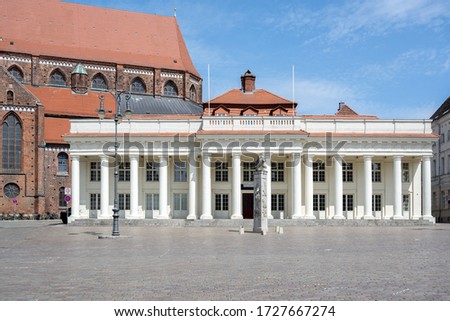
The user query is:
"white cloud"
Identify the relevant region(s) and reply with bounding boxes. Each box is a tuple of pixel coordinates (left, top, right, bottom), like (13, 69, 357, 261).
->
(264, 77, 360, 115)
(360, 48, 450, 80)
(275, 0, 450, 43)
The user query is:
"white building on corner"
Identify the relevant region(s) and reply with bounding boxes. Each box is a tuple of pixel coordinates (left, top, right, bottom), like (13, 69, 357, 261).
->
(65, 72, 437, 223)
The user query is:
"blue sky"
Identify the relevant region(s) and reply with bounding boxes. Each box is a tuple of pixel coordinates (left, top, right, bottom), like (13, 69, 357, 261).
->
(66, 0, 450, 119)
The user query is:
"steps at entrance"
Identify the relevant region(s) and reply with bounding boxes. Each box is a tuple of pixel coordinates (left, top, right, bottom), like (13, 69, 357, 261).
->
(70, 218, 434, 227)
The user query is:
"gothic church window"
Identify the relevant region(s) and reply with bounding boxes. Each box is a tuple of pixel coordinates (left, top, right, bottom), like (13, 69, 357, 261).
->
(49, 70, 66, 86)
(164, 80, 178, 97)
(2, 113, 22, 171)
(92, 74, 108, 90)
(189, 85, 196, 101)
(8, 66, 23, 83)
(131, 78, 146, 93)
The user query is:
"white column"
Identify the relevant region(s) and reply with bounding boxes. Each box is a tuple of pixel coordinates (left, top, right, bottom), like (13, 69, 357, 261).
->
(363, 156, 374, 219)
(100, 156, 110, 218)
(158, 156, 169, 219)
(266, 154, 273, 219)
(201, 153, 213, 219)
(412, 160, 422, 219)
(393, 156, 403, 219)
(129, 155, 139, 218)
(422, 156, 433, 221)
(70, 155, 80, 221)
(334, 156, 344, 219)
(292, 153, 302, 219)
(303, 155, 315, 219)
(187, 152, 197, 220)
(231, 153, 242, 219)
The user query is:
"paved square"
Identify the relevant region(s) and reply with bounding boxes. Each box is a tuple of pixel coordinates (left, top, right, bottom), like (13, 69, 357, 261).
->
(0, 221, 449, 300)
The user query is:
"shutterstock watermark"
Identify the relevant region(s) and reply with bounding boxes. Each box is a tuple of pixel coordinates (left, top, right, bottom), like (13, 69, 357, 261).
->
(100, 132, 347, 168)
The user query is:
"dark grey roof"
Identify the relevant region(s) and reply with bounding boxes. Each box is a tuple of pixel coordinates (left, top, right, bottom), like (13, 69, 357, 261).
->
(126, 95, 203, 115)
(431, 96, 450, 120)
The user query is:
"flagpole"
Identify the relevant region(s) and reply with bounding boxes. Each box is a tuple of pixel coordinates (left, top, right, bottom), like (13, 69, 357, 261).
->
(208, 64, 211, 116)
(292, 64, 295, 116)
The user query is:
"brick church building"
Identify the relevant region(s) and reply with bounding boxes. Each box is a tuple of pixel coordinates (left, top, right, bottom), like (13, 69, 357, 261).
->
(0, 0, 202, 218)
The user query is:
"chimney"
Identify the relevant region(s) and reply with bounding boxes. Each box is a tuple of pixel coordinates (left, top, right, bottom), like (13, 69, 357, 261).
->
(241, 70, 256, 93)
(338, 101, 345, 111)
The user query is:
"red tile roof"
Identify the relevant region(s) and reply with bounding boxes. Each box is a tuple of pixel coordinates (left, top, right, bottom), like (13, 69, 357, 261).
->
(301, 103, 378, 119)
(208, 89, 296, 106)
(25, 86, 116, 118)
(1, 0, 199, 77)
(44, 117, 70, 144)
(336, 104, 359, 116)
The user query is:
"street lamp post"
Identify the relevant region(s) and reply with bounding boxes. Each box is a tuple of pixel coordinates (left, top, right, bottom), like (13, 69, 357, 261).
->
(98, 92, 132, 237)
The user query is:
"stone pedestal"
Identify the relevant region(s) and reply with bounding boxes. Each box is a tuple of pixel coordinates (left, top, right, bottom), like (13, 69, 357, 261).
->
(253, 157, 268, 233)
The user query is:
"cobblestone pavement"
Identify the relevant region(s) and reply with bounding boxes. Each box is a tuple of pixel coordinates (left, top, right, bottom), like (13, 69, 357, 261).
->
(0, 221, 449, 301)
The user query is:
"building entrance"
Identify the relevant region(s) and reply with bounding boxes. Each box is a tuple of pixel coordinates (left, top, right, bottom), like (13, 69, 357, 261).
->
(242, 193, 254, 219)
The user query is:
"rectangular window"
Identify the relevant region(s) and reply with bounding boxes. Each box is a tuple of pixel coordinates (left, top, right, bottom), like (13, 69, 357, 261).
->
(372, 194, 382, 212)
(89, 193, 101, 210)
(174, 161, 187, 182)
(146, 162, 160, 181)
(271, 162, 284, 182)
(433, 192, 437, 207)
(215, 194, 229, 211)
(372, 163, 381, 182)
(215, 162, 229, 182)
(118, 193, 130, 210)
(145, 193, 159, 211)
(447, 156, 450, 174)
(243, 162, 255, 182)
(174, 193, 188, 211)
(441, 157, 445, 175)
(343, 194, 353, 211)
(342, 162, 353, 182)
(271, 194, 285, 211)
(313, 194, 326, 211)
(432, 160, 436, 177)
(313, 161, 325, 182)
(90, 162, 101, 181)
(118, 162, 130, 181)
(402, 194, 410, 211)
(402, 163, 410, 183)
(441, 191, 446, 208)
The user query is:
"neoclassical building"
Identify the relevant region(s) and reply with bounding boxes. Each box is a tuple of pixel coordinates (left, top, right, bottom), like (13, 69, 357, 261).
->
(431, 96, 450, 222)
(66, 72, 436, 222)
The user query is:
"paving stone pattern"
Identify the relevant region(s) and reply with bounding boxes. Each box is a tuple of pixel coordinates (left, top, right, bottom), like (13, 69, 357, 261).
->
(0, 221, 449, 301)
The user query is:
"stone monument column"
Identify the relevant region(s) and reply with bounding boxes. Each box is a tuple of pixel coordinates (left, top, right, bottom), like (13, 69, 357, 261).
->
(253, 156, 268, 233)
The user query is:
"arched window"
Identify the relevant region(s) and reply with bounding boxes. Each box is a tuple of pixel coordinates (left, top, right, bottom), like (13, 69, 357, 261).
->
(163, 80, 178, 97)
(92, 74, 107, 90)
(49, 70, 66, 86)
(57, 152, 68, 174)
(2, 113, 22, 171)
(130, 78, 146, 93)
(8, 66, 23, 83)
(7, 91, 14, 105)
(59, 187, 66, 208)
(189, 85, 196, 101)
